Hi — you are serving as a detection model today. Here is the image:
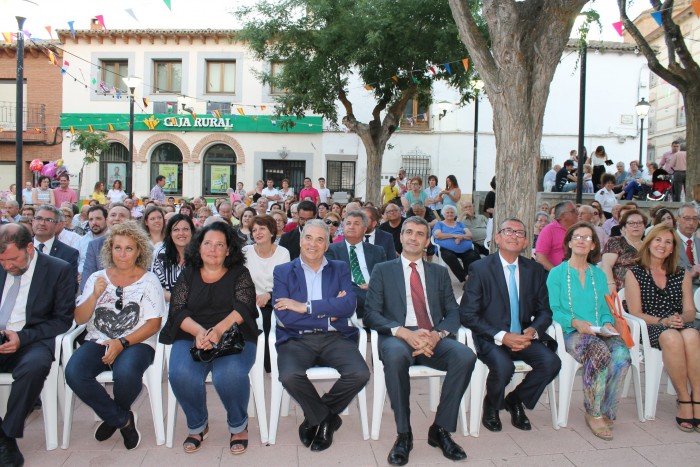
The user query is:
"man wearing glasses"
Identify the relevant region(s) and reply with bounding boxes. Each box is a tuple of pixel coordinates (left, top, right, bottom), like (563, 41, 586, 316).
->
(280, 200, 318, 260)
(31, 205, 79, 292)
(535, 201, 578, 271)
(676, 204, 700, 289)
(461, 218, 560, 434)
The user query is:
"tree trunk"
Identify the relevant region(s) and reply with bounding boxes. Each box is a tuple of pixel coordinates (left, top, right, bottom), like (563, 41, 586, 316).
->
(449, 0, 587, 255)
(683, 86, 700, 201)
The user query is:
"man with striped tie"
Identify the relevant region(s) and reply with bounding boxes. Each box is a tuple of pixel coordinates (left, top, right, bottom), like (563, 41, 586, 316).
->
(326, 210, 386, 318)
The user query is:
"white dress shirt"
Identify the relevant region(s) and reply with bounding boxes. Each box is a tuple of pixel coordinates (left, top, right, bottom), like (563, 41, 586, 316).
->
(33, 236, 55, 254)
(2, 251, 39, 331)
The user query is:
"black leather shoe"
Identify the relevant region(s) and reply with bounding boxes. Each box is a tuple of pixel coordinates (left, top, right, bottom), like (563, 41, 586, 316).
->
(387, 432, 413, 466)
(298, 419, 318, 448)
(504, 393, 532, 431)
(481, 396, 502, 432)
(310, 413, 342, 452)
(427, 424, 467, 461)
(0, 435, 24, 467)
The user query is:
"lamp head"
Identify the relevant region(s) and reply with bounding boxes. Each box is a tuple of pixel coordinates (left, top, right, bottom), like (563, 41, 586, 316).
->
(635, 97, 651, 119)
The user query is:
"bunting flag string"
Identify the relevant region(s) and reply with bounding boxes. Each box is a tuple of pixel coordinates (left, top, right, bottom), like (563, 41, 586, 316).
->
(67, 21, 76, 39)
(163, 0, 172, 11)
(125, 9, 139, 22)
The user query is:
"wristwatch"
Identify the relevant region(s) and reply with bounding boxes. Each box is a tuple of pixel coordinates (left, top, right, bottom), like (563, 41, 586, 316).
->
(437, 330, 449, 339)
(306, 301, 312, 315)
(119, 337, 130, 349)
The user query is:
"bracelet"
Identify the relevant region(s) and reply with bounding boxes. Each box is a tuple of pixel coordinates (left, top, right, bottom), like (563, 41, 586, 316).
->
(607, 282, 615, 285)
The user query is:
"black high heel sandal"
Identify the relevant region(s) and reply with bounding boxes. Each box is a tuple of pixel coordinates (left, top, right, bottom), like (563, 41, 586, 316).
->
(230, 425, 248, 455)
(676, 400, 694, 433)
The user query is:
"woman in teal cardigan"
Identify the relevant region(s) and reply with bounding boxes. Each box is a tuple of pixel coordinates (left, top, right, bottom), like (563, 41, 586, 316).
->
(547, 222, 631, 441)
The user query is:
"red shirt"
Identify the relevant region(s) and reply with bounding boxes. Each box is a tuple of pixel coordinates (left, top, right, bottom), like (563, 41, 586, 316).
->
(299, 187, 320, 204)
(535, 219, 567, 267)
(54, 187, 78, 207)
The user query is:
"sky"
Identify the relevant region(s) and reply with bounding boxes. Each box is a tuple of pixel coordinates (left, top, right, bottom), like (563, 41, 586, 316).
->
(0, 0, 649, 41)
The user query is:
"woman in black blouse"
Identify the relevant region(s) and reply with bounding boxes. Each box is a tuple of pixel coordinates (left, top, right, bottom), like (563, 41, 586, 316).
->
(151, 214, 195, 302)
(160, 222, 259, 455)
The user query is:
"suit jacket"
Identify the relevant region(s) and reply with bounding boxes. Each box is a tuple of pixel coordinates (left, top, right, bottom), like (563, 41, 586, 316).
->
(81, 235, 108, 293)
(0, 253, 74, 352)
(279, 228, 301, 260)
(369, 228, 398, 260)
(459, 253, 552, 349)
(364, 258, 460, 335)
(679, 235, 700, 285)
(326, 241, 387, 317)
(48, 238, 79, 292)
(272, 258, 357, 345)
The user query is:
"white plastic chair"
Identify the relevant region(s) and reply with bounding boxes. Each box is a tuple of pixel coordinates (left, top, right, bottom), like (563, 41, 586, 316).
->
(465, 327, 558, 437)
(694, 287, 700, 322)
(268, 314, 369, 444)
(61, 324, 166, 448)
(164, 314, 268, 447)
(552, 317, 644, 427)
(0, 323, 75, 451)
(369, 327, 469, 440)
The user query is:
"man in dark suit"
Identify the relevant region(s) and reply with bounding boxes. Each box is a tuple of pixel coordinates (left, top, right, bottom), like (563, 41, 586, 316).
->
(279, 200, 317, 260)
(460, 218, 560, 433)
(326, 210, 386, 318)
(677, 204, 700, 288)
(0, 224, 74, 466)
(364, 216, 475, 465)
(81, 203, 131, 293)
(362, 206, 397, 259)
(272, 219, 370, 452)
(31, 205, 79, 292)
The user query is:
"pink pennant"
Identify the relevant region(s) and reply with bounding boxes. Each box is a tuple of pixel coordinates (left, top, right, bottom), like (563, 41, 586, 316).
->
(612, 21, 624, 37)
(45, 26, 53, 39)
(95, 15, 108, 32)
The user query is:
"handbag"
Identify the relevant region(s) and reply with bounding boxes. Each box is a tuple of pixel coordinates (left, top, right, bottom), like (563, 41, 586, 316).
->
(604, 291, 634, 348)
(190, 323, 245, 362)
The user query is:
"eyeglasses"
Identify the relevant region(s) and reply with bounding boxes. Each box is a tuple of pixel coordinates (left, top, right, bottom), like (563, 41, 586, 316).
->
(33, 216, 58, 224)
(115, 286, 123, 311)
(679, 216, 699, 222)
(572, 234, 594, 242)
(324, 220, 340, 227)
(625, 221, 645, 227)
(499, 228, 527, 238)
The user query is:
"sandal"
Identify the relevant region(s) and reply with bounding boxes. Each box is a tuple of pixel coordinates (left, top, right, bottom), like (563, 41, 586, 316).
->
(183, 425, 209, 453)
(675, 400, 694, 433)
(692, 401, 700, 433)
(585, 413, 613, 441)
(602, 415, 614, 429)
(230, 425, 249, 455)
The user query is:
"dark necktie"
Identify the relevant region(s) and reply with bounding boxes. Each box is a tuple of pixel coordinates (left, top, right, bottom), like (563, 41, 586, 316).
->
(687, 239, 695, 266)
(409, 262, 431, 330)
(364, 234, 371, 243)
(38, 243, 45, 253)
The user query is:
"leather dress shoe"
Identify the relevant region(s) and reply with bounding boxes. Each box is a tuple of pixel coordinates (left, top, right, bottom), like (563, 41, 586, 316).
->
(310, 413, 342, 451)
(504, 394, 532, 430)
(387, 431, 413, 466)
(0, 434, 24, 467)
(427, 424, 467, 461)
(481, 396, 502, 432)
(298, 419, 318, 447)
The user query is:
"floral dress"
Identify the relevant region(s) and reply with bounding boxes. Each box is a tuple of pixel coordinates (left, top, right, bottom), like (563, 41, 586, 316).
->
(603, 236, 638, 290)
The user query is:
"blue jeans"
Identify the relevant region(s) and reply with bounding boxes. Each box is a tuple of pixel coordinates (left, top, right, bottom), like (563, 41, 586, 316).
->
(65, 341, 155, 428)
(168, 339, 256, 434)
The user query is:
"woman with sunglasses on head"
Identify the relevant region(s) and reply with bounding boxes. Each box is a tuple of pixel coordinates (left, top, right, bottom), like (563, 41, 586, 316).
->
(65, 221, 165, 450)
(625, 224, 700, 432)
(548, 222, 630, 441)
(160, 222, 258, 455)
(151, 214, 195, 302)
(323, 212, 344, 243)
(602, 209, 648, 293)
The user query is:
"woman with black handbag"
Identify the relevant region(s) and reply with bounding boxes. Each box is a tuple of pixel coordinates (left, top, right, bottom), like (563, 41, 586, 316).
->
(160, 222, 259, 455)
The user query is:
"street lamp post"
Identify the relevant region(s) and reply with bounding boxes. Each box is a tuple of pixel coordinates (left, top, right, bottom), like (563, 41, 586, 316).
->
(15, 16, 25, 208)
(635, 97, 651, 166)
(122, 75, 141, 196)
(575, 41, 587, 204)
(472, 80, 484, 193)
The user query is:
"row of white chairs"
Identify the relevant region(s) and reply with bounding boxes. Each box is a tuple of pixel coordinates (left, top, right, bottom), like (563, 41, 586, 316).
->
(4, 286, 697, 450)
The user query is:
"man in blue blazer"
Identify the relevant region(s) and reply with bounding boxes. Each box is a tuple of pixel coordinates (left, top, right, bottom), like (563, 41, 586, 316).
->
(31, 205, 79, 292)
(364, 216, 475, 465)
(362, 206, 397, 259)
(81, 203, 131, 292)
(326, 210, 387, 318)
(460, 218, 560, 433)
(0, 224, 74, 466)
(272, 219, 370, 452)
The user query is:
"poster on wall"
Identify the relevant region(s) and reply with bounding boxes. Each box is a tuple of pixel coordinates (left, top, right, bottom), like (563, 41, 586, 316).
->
(210, 165, 231, 193)
(107, 163, 126, 187)
(159, 164, 179, 191)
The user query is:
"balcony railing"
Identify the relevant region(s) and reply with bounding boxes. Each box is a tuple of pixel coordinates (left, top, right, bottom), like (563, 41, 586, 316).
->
(0, 101, 46, 132)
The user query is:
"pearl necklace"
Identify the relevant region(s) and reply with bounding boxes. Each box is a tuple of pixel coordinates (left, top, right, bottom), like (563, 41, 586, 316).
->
(566, 260, 599, 325)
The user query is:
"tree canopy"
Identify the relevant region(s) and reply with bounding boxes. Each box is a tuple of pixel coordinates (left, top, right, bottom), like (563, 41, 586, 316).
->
(238, 0, 481, 203)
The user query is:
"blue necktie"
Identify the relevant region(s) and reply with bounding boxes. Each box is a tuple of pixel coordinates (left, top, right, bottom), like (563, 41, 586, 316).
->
(507, 264, 521, 333)
(0, 276, 21, 330)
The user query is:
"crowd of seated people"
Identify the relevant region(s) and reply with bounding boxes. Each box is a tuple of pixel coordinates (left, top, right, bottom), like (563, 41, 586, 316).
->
(0, 172, 698, 467)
